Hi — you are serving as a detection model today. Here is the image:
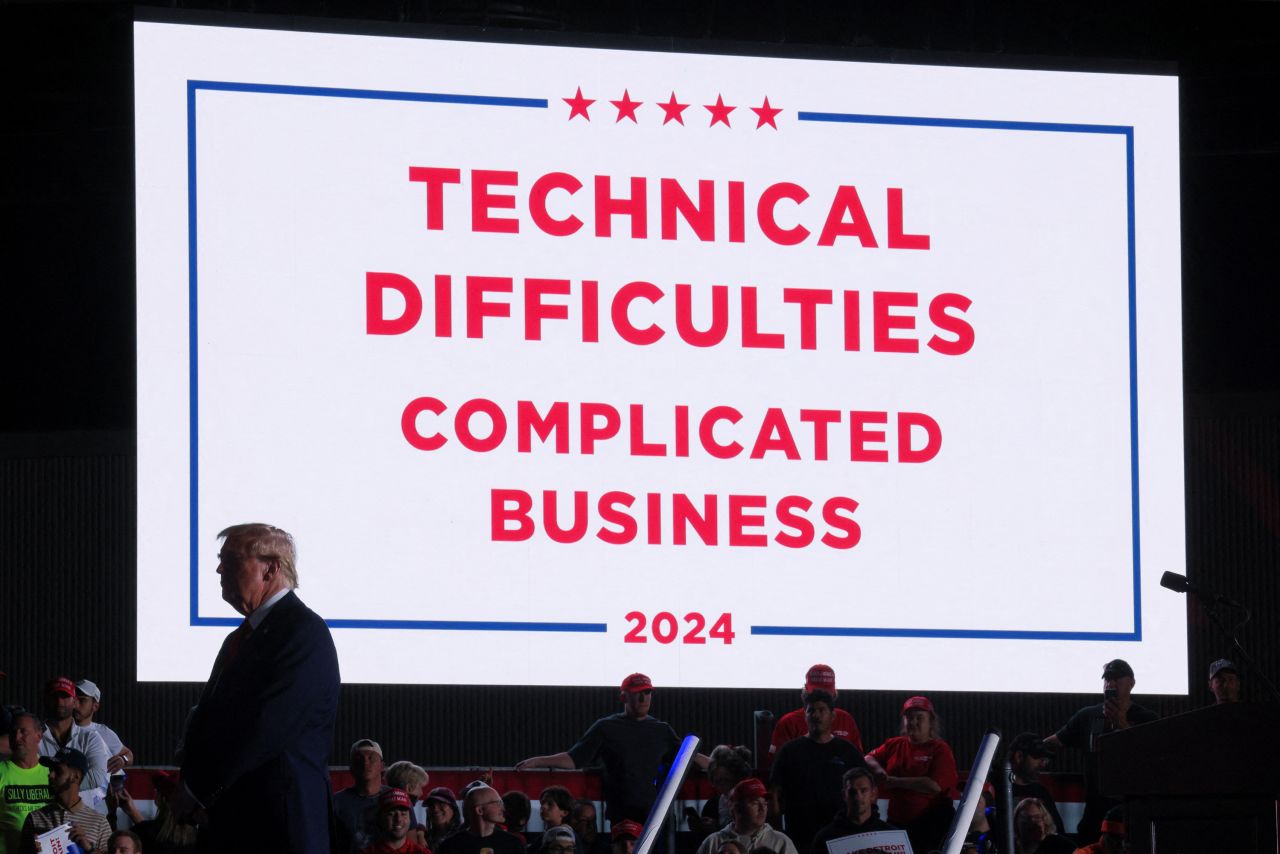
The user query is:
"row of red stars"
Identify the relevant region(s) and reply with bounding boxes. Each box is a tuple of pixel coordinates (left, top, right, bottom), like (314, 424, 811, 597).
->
(562, 87, 783, 129)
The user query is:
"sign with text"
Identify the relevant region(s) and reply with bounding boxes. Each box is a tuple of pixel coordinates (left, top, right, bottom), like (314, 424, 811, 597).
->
(826, 830, 913, 854)
(135, 22, 1186, 690)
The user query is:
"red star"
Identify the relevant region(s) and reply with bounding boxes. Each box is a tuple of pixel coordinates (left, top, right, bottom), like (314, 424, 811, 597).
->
(751, 96, 782, 129)
(658, 91, 689, 125)
(705, 94, 735, 127)
(564, 87, 595, 121)
(610, 89, 643, 123)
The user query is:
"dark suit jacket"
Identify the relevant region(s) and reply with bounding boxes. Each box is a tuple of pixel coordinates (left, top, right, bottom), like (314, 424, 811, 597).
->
(182, 591, 340, 853)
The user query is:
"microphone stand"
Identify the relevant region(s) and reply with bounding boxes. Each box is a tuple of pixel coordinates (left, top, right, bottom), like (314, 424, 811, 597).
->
(1197, 597, 1280, 704)
(1000, 756, 1015, 854)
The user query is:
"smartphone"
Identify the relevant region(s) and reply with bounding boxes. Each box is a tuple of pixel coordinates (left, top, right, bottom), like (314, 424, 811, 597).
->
(110, 775, 126, 792)
(1103, 687, 1118, 700)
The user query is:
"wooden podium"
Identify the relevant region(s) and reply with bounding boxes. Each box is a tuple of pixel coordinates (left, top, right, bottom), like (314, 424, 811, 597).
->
(1097, 702, 1280, 853)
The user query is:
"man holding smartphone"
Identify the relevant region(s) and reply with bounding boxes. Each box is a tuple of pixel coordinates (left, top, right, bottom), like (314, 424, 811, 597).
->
(1041, 659, 1157, 844)
(74, 679, 133, 817)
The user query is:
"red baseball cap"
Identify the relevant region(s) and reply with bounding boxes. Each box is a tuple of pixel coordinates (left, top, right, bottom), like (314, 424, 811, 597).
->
(729, 778, 768, 803)
(46, 677, 75, 697)
(612, 820, 643, 841)
(380, 788, 413, 811)
(804, 664, 836, 693)
(902, 695, 934, 715)
(620, 673, 653, 693)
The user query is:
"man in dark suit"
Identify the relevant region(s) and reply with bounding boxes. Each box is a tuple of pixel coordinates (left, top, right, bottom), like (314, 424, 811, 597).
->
(179, 523, 341, 853)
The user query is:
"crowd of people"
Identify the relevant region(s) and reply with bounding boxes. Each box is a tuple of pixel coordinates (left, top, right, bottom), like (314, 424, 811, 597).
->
(0, 524, 1248, 854)
(0, 654, 1246, 854)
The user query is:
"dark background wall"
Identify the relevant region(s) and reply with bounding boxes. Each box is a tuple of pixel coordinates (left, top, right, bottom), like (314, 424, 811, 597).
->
(2, 0, 1277, 774)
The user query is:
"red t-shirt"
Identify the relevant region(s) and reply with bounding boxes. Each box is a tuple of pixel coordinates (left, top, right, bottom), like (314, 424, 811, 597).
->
(768, 707, 863, 762)
(866, 736, 958, 824)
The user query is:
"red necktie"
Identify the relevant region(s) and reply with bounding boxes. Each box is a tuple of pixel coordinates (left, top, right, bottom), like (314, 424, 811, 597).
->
(209, 620, 251, 697)
(223, 620, 252, 666)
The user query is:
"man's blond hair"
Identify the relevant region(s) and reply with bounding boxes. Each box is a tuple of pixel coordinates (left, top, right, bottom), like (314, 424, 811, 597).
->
(219, 523, 299, 589)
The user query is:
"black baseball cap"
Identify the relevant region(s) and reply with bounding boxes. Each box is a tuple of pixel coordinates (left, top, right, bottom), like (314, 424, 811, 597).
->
(1102, 659, 1134, 679)
(1009, 732, 1055, 758)
(40, 748, 88, 775)
(1209, 659, 1238, 679)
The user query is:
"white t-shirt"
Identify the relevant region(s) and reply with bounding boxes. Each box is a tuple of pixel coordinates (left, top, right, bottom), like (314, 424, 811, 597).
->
(84, 722, 125, 759)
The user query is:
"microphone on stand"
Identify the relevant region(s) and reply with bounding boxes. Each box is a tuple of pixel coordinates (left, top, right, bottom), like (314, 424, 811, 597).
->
(1162, 572, 1280, 703)
(1159, 571, 1242, 608)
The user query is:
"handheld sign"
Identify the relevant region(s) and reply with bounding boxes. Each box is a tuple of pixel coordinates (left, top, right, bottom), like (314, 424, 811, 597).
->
(825, 829, 913, 854)
(35, 823, 74, 854)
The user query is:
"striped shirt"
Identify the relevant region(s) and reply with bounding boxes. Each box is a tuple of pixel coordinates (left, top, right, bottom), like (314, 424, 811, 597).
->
(20, 799, 111, 854)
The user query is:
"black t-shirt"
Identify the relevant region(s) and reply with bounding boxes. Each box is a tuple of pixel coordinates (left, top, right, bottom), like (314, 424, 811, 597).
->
(769, 737, 868, 852)
(1054, 701, 1157, 795)
(437, 829, 527, 854)
(809, 811, 894, 854)
(567, 713, 682, 822)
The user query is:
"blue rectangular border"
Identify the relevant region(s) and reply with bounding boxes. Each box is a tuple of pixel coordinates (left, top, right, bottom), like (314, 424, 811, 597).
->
(184, 81, 606, 634)
(752, 110, 1141, 642)
(186, 84, 1139, 640)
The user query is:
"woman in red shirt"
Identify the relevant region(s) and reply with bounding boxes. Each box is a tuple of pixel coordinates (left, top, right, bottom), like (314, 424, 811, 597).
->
(864, 696, 958, 854)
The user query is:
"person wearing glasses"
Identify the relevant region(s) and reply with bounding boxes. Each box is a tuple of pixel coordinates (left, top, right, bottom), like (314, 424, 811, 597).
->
(436, 785, 524, 854)
(515, 673, 709, 824)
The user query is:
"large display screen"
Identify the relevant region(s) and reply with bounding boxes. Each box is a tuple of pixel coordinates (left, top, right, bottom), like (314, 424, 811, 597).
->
(135, 21, 1186, 692)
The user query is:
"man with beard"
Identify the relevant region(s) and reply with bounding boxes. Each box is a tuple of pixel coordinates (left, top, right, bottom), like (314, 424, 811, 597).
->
(19, 749, 111, 854)
(1000, 733, 1064, 835)
(72, 681, 133, 776)
(38, 678, 109, 803)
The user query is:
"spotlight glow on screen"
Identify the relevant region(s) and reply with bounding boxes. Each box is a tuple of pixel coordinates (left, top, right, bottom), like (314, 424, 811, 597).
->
(135, 21, 1186, 691)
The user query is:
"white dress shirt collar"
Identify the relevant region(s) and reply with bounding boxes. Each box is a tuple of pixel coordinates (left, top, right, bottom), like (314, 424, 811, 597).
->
(247, 586, 291, 630)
